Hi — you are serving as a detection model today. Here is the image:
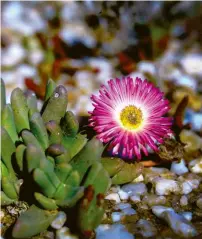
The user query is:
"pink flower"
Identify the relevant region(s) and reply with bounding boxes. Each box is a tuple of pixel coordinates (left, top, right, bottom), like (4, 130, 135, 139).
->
(89, 77, 172, 160)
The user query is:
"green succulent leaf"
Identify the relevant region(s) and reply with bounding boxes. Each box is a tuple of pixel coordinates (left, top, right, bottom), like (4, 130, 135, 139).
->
(12, 205, 58, 238)
(11, 88, 30, 133)
(29, 112, 49, 150)
(2, 104, 18, 143)
(42, 85, 68, 124)
(1, 79, 6, 111)
(44, 78, 56, 102)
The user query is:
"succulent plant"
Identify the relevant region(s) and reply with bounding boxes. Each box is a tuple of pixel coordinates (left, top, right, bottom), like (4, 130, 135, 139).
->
(1, 79, 111, 238)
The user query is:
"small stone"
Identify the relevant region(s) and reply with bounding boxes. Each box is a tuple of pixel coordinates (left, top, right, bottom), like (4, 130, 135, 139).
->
(196, 197, 202, 209)
(189, 158, 202, 174)
(180, 196, 188, 206)
(122, 208, 136, 216)
(118, 190, 129, 200)
(130, 194, 141, 203)
(152, 206, 174, 217)
(180, 212, 192, 221)
(181, 179, 199, 195)
(115, 203, 131, 210)
(191, 113, 202, 132)
(56, 227, 78, 239)
(111, 212, 123, 222)
(136, 219, 157, 238)
(2, 43, 25, 67)
(181, 182, 193, 195)
(143, 195, 166, 207)
(96, 224, 134, 239)
(152, 206, 198, 238)
(155, 178, 180, 195)
(137, 61, 156, 75)
(171, 159, 188, 175)
(180, 54, 202, 76)
(122, 183, 147, 196)
(175, 74, 197, 90)
(105, 193, 121, 204)
(51, 211, 67, 229)
(163, 211, 197, 237)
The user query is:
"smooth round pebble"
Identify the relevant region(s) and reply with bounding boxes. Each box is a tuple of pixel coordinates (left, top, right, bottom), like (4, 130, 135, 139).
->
(105, 193, 121, 204)
(180, 195, 188, 206)
(122, 208, 136, 216)
(96, 224, 134, 239)
(115, 203, 131, 210)
(118, 190, 129, 200)
(181, 179, 199, 195)
(152, 206, 174, 217)
(111, 212, 123, 222)
(189, 158, 202, 174)
(56, 227, 78, 239)
(122, 183, 147, 196)
(130, 194, 141, 203)
(155, 178, 180, 195)
(51, 211, 67, 229)
(171, 159, 188, 175)
(180, 212, 192, 221)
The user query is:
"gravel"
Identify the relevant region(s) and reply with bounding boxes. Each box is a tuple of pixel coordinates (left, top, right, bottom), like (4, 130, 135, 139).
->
(96, 224, 134, 239)
(121, 183, 147, 196)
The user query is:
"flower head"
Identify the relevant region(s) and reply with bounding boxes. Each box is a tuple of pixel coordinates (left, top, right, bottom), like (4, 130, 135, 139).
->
(89, 77, 172, 160)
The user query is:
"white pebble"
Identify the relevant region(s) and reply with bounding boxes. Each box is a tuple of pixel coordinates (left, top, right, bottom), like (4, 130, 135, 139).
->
(2, 43, 25, 67)
(189, 158, 202, 174)
(115, 203, 131, 210)
(122, 208, 136, 216)
(118, 190, 129, 200)
(122, 183, 147, 196)
(181, 182, 193, 195)
(105, 193, 121, 204)
(155, 178, 180, 195)
(56, 227, 78, 239)
(51, 211, 67, 229)
(175, 74, 197, 90)
(180, 196, 188, 206)
(111, 212, 123, 222)
(152, 206, 174, 217)
(130, 194, 141, 203)
(96, 224, 134, 239)
(181, 179, 199, 195)
(180, 54, 202, 76)
(137, 61, 156, 75)
(171, 159, 188, 175)
(180, 212, 192, 221)
(162, 211, 197, 237)
(152, 206, 198, 238)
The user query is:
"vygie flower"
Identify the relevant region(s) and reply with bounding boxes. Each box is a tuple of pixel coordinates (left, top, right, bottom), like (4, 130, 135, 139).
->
(89, 77, 172, 160)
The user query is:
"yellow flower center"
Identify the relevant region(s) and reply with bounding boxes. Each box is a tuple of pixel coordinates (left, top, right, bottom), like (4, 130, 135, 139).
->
(120, 105, 143, 130)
